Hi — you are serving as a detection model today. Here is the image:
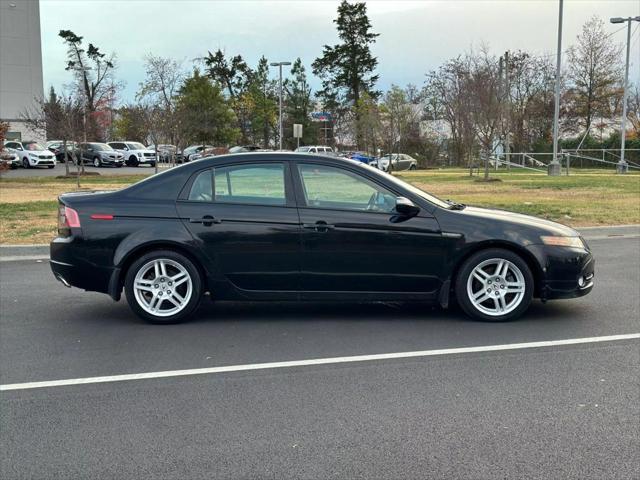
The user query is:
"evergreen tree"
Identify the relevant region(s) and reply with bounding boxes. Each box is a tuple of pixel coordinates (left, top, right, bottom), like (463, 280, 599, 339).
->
(284, 58, 317, 148)
(312, 0, 379, 147)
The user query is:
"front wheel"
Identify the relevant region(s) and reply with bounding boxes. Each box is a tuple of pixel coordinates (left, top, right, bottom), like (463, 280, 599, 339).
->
(22, 158, 30, 169)
(124, 250, 202, 324)
(48, 165, 55, 169)
(455, 248, 533, 322)
(93, 157, 101, 167)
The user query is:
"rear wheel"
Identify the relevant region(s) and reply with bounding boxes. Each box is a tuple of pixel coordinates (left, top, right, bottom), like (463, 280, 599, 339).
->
(455, 248, 533, 322)
(124, 250, 202, 324)
(93, 157, 101, 167)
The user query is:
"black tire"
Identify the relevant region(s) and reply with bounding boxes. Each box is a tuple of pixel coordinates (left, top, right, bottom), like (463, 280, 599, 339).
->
(93, 157, 101, 167)
(124, 250, 202, 324)
(454, 248, 534, 322)
(150, 162, 156, 168)
(128, 155, 139, 167)
(48, 165, 55, 169)
(409, 164, 417, 170)
(22, 158, 30, 169)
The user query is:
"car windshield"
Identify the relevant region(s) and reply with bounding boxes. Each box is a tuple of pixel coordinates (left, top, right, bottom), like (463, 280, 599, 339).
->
(24, 142, 46, 151)
(126, 142, 146, 150)
(91, 144, 113, 151)
(357, 163, 452, 209)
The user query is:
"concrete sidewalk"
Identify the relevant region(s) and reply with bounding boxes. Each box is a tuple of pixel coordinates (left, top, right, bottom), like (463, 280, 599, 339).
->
(1, 225, 638, 262)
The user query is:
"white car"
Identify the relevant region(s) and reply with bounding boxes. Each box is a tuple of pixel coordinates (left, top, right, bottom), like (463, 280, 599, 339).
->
(108, 141, 157, 167)
(1, 146, 20, 169)
(3, 140, 56, 169)
(374, 153, 418, 172)
(295, 145, 336, 156)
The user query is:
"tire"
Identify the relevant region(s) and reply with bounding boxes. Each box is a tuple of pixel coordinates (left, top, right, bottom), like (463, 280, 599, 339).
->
(455, 248, 533, 322)
(93, 157, 101, 167)
(150, 162, 156, 168)
(22, 158, 30, 169)
(409, 164, 417, 170)
(48, 165, 55, 169)
(124, 250, 202, 324)
(129, 155, 139, 167)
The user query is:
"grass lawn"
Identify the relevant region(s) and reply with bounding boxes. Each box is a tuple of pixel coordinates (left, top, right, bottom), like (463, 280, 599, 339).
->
(0, 168, 638, 245)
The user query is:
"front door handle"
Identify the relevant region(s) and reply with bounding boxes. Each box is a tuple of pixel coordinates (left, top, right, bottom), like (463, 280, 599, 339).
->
(189, 215, 220, 226)
(302, 221, 334, 232)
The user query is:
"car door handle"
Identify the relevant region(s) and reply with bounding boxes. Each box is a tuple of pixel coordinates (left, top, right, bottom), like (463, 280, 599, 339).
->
(189, 215, 220, 226)
(302, 221, 334, 232)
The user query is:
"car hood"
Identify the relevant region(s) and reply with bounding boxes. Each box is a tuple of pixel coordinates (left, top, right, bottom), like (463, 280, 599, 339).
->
(458, 206, 579, 237)
(28, 150, 54, 155)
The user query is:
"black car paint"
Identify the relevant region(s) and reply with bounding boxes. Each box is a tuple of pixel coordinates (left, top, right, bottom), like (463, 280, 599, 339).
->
(50, 153, 594, 307)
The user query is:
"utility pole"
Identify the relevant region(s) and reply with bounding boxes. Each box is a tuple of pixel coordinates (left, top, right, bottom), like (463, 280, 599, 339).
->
(610, 16, 640, 174)
(504, 51, 510, 172)
(549, 0, 563, 176)
(270, 61, 291, 150)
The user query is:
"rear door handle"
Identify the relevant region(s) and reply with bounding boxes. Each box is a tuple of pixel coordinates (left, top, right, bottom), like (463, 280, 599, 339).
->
(302, 221, 334, 232)
(189, 215, 221, 226)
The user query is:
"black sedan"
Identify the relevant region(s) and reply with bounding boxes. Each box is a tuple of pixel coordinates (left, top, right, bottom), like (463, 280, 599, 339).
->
(50, 153, 594, 324)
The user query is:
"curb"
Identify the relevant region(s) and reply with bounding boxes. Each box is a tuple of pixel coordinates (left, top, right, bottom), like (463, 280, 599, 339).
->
(1, 225, 638, 262)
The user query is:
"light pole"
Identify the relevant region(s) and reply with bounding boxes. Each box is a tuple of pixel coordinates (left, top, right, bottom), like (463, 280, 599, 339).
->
(549, 0, 564, 176)
(270, 61, 291, 150)
(610, 16, 640, 174)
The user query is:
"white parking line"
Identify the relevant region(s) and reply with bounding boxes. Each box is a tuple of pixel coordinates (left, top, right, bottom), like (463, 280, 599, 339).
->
(1, 333, 638, 392)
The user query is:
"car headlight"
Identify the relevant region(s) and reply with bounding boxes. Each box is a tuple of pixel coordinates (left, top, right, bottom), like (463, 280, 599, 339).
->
(540, 236, 584, 248)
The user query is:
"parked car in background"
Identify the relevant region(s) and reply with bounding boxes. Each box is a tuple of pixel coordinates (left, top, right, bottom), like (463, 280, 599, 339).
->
(372, 153, 418, 172)
(295, 146, 336, 156)
(229, 145, 262, 154)
(147, 144, 180, 163)
(47, 141, 77, 162)
(50, 152, 594, 324)
(4, 140, 56, 169)
(182, 145, 213, 163)
(191, 147, 230, 161)
(0, 146, 20, 169)
(108, 141, 157, 167)
(77, 143, 124, 167)
(348, 151, 376, 165)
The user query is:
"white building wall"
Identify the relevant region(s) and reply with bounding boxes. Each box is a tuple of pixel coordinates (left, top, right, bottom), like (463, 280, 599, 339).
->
(0, 0, 44, 143)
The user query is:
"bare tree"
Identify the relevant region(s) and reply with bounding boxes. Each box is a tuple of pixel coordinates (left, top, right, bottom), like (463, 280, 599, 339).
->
(566, 17, 624, 135)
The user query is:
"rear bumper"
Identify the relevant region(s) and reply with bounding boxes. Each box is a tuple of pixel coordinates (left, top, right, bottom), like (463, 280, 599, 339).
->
(50, 237, 115, 296)
(526, 244, 595, 300)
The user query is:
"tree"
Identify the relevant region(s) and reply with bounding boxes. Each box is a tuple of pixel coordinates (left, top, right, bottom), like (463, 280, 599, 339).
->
(284, 58, 317, 148)
(136, 54, 185, 148)
(204, 49, 252, 142)
(312, 0, 379, 148)
(381, 85, 420, 167)
(21, 92, 85, 180)
(566, 17, 623, 134)
(58, 30, 120, 141)
(175, 69, 240, 147)
(111, 105, 149, 143)
(244, 56, 278, 148)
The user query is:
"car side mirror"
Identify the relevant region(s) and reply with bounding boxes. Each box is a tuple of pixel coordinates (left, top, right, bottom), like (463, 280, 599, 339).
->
(123, 146, 129, 150)
(395, 197, 420, 217)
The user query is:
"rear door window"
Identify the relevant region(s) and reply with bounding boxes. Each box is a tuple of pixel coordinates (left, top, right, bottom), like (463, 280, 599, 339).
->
(214, 163, 286, 206)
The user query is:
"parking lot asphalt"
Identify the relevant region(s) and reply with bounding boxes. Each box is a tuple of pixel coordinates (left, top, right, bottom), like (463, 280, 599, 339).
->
(1, 235, 639, 479)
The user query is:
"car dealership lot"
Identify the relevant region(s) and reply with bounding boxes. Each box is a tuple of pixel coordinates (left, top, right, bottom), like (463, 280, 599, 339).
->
(1, 234, 638, 479)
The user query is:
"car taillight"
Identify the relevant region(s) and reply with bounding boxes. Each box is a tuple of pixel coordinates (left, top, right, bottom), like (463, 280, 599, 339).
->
(58, 205, 80, 235)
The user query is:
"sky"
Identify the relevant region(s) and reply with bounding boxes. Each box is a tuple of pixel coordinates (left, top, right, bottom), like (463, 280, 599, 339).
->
(40, 0, 640, 103)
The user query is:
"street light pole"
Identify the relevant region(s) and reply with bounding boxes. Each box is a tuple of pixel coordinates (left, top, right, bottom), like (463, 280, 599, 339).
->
(610, 16, 640, 174)
(549, 0, 563, 176)
(270, 61, 291, 150)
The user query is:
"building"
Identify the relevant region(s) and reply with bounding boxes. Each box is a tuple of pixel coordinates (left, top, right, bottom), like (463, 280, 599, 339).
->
(0, 0, 44, 143)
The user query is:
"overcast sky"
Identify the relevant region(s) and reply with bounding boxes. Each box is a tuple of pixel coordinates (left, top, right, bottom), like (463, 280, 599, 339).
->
(40, 0, 640, 102)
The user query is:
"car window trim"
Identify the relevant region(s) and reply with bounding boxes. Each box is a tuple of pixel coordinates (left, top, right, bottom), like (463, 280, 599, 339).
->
(178, 161, 296, 208)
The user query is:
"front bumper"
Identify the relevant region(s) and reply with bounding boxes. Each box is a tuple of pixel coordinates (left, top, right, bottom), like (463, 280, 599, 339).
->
(101, 157, 124, 165)
(29, 158, 56, 166)
(526, 244, 595, 300)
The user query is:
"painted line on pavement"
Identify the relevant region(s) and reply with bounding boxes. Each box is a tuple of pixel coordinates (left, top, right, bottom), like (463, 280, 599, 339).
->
(2, 333, 638, 392)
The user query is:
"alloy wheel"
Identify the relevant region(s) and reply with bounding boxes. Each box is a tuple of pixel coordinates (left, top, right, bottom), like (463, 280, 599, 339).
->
(466, 258, 526, 317)
(133, 258, 193, 317)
